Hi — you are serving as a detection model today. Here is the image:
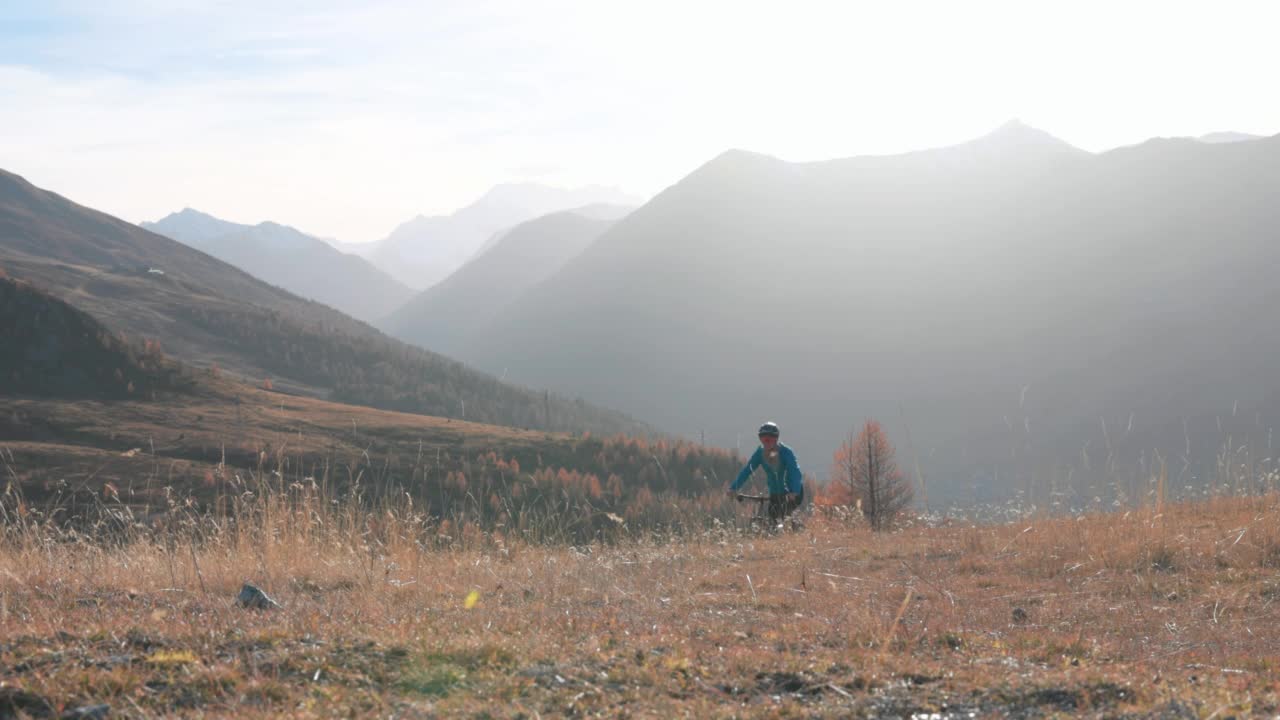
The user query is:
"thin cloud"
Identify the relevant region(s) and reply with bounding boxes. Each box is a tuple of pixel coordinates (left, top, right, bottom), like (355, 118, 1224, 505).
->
(2, 0, 1278, 241)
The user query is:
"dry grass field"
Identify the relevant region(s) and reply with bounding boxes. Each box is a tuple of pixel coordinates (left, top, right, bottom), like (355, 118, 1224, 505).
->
(2, 483, 1278, 718)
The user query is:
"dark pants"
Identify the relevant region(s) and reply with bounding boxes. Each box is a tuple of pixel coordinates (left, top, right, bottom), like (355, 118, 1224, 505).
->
(768, 491, 803, 523)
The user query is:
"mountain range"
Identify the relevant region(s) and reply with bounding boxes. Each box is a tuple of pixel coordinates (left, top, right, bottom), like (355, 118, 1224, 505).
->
(7, 121, 1278, 505)
(359, 183, 640, 289)
(142, 209, 413, 322)
(1196, 131, 1263, 144)
(0, 271, 734, 533)
(425, 122, 1280, 502)
(380, 207, 626, 357)
(0, 168, 644, 435)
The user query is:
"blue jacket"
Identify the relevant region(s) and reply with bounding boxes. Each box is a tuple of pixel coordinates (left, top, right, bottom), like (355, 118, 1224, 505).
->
(731, 442, 803, 495)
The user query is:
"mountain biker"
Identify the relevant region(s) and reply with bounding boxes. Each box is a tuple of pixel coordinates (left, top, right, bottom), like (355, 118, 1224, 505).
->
(728, 422, 803, 523)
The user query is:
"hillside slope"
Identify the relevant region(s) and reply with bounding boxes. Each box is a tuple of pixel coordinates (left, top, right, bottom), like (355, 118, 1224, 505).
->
(0, 270, 730, 532)
(381, 210, 616, 356)
(0, 168, 644, 435)
(0, 274, 192, 399)
(3, 370, 737, 530)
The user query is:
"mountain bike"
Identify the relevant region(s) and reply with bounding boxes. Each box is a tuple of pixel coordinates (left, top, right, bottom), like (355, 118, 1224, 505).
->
(734, 493, 804, 534)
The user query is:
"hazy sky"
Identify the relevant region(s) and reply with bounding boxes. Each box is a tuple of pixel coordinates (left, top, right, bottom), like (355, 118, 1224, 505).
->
(2, 0, 1277, 243)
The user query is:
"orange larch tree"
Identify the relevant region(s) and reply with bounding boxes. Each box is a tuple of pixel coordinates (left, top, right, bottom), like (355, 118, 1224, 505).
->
(830, 420, 913, 530)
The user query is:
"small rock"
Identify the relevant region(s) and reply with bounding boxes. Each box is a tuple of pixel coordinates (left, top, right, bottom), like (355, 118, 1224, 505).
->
(0, 686, 54, 718)
(516, 664, 567, 687)
(124, 629, 161, 650)
(516, 664, 558, 680)
(97, 655, 134, 669)
(756, 671, 818, 695)
(236, 583, 281, 610)
(1011, 607, 1029, 623)
(62, 704, 110, 719)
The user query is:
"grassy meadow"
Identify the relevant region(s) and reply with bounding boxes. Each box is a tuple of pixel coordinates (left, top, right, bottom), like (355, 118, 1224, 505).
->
(2, 475, 1278, 718)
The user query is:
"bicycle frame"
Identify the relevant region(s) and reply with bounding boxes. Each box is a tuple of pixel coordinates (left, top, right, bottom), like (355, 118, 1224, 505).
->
(734, 493, 803, 534)
(735, 493, 775, 533)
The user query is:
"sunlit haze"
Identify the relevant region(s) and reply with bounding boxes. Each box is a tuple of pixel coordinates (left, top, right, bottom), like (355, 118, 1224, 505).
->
(6, 3, 1280, 711)
(3, 0, 1278, 242)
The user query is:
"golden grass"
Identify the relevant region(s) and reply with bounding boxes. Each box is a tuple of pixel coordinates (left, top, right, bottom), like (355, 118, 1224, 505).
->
(3, 487, 1279, 717)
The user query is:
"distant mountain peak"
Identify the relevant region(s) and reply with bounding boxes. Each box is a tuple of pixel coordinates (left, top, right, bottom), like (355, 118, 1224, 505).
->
(708, 148, 777, 164)
(478, 181, 554, 200)
(255, 220, 294, 234)
(146, 209, 328, 244)
(136, 207, 410, 320)
(469, 182, 640, 215)
(693, 148, 788, 180)
(1196, 131, 1263, 144)
(368, 182, 644, 290)
(149, 207, 224, 224)
(141, 207, 248, 244)
(992, 118, 1036, 132)
(971, 120, 1084, 154)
